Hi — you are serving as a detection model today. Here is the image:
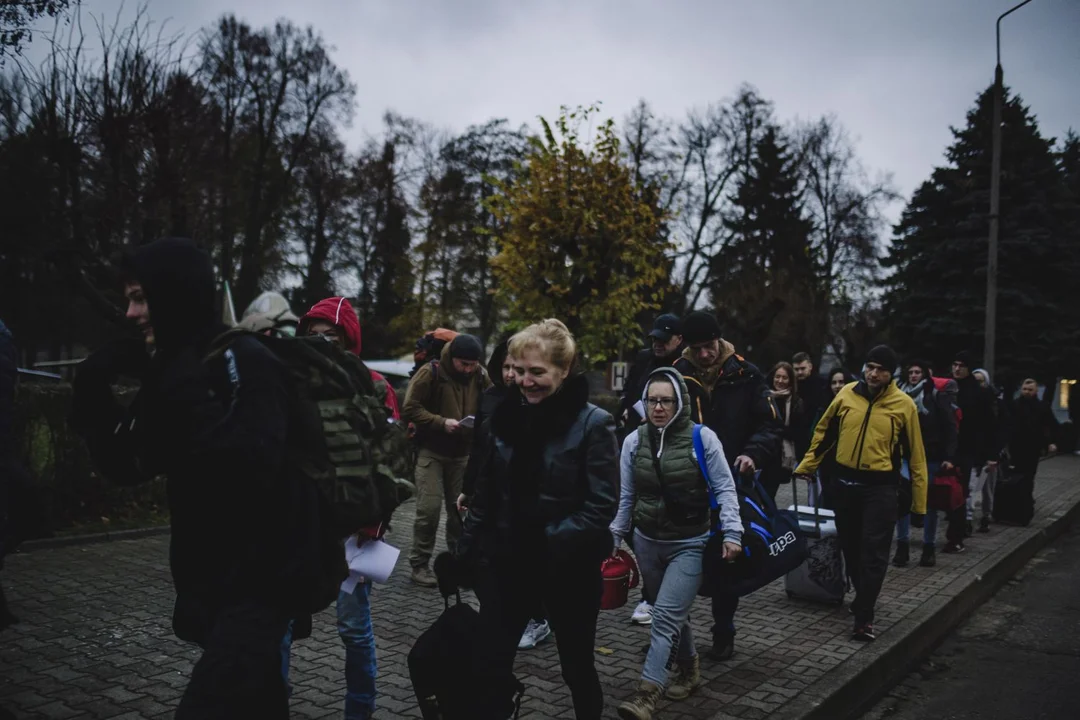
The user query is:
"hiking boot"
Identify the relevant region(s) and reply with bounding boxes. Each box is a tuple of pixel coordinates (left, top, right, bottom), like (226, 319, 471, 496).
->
(920, 545, 936, 567)
(706, 632, 734, 662)
(665, 654, 701, 700)
(942, 541, 966, 554)
(853, 622, 876, 642)
(617, 680, 663, 720)
(892, 541, 910, 567)
(410, 566, 438, 588)
(630, 600, 654, 626)
(518, 619, 551, 650)
(978, 517, 990, 533)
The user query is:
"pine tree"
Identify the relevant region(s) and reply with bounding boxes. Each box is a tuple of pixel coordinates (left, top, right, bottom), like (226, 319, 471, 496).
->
(711, 126, 816, 364)
(884, 87, 1080, 383)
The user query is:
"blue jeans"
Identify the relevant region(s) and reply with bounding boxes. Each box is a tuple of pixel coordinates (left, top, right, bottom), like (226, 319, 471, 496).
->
(337, 582, 377, 719)
(896, 461, 940, 547)
(280, 620, 294, 697)
(634, 532, 706, 686)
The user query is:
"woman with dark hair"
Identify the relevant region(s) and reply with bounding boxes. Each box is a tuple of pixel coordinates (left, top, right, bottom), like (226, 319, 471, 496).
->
(459, 319, 619, 719)
(813, 367, 855, 509)
(759, 362, 811, 499)
(828, 367, 854, 398)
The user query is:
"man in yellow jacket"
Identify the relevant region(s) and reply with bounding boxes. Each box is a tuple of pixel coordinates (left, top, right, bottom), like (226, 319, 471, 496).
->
(795, 345, 927, 642)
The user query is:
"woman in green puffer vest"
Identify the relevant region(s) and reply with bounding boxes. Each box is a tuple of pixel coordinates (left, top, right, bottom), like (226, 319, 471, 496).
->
(611, 368, 743, 720)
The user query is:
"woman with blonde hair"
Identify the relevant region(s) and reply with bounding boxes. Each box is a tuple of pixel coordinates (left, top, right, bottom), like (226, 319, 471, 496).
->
(458, 319, 619, 719)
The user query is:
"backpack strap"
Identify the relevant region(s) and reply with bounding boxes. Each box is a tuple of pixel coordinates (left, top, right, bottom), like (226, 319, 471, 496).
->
(693, 424, 724, 536)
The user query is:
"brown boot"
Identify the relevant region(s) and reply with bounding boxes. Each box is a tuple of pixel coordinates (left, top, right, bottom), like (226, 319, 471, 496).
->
(665, 654, 701, 700)
(617, 680, 663, 720)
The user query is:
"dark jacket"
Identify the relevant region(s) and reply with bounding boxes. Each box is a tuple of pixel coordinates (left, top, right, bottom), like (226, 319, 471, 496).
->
(458, 374, 619, 568)
(72, 238, 324, 645)
(900, 380, 959, 463)
(0, 320, 16, 558)
(955, 375, 1000, 466)
(620, 346, 682, 429)
(1007, 395, 1057, 463)
(799, 373, 832, 425)
(462, 341, 510, 498)
(674, 342, 782, 471)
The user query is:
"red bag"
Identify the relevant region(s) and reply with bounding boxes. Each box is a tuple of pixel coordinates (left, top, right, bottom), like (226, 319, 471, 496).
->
(600, 550, 640, 610)
(929, 467, 964, 512)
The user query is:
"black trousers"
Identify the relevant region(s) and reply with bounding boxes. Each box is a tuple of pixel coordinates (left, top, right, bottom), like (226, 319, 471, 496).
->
(480, 554, 604, 719)
(175, 603, 291, 720)
(834, 483, 897, 626)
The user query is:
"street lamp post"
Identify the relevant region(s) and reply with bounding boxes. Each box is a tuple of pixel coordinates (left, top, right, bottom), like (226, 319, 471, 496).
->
(985, 0, 1034, 379)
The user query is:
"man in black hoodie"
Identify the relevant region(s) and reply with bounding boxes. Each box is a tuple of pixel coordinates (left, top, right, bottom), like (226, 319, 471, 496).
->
(73, 238, 327, 719)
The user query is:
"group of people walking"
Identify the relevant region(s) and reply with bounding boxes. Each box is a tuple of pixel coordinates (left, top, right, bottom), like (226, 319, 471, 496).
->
(0, 236, 1062, 720)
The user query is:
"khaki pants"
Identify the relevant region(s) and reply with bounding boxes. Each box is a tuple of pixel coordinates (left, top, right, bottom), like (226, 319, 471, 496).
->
(409, 448, 468, 569)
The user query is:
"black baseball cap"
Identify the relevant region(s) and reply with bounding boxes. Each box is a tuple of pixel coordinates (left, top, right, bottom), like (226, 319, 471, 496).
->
(648, 314, 682, 342)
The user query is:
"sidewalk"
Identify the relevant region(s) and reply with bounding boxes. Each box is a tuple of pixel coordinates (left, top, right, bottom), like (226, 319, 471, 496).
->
(1, 456, 1078, 719)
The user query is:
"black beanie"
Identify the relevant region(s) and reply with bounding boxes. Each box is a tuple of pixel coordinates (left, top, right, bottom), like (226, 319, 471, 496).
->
(866, 345, 898, 372)
(953, 350, 973, 368)
(680, 311, 723, 345)
(449, 334, 483, 362)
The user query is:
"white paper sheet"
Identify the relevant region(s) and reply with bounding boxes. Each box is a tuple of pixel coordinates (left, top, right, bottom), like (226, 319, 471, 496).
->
(340, 537, 401, 587)
(459, 415, 476, 428)
(633, 400, 646, 419)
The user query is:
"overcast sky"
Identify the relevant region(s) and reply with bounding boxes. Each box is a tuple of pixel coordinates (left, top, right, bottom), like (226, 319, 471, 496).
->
(22, 0, 1080, 206)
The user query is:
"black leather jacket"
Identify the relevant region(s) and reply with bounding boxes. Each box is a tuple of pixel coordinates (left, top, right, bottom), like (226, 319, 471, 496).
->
(459, 374, 618, 567)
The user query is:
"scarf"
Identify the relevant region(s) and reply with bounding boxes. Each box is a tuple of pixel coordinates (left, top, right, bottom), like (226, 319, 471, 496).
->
(901, 379, 929, 415)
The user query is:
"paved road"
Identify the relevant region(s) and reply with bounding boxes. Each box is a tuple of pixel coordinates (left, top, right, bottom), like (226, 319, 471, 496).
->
(859, 519, 1080, 720)
(3, 457, 1080, 720)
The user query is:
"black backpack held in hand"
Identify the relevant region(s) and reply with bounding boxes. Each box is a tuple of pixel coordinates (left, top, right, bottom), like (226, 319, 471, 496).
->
(692, 425, 808, 598)
(408, 553, 524, 720)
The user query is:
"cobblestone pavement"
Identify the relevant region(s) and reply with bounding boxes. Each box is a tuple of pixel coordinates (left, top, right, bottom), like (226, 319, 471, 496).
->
(3, 457, 1079, 720)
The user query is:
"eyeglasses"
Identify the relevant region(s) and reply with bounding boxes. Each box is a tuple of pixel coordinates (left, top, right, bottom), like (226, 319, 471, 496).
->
(645, 397, 677, 409)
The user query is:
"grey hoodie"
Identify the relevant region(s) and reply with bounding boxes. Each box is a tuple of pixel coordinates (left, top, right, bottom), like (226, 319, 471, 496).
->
(611, 367, 743, 545)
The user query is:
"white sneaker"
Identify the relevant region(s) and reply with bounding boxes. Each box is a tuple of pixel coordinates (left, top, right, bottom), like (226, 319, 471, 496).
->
(631, 601, 653, 626)
(518, 619, 551, 649)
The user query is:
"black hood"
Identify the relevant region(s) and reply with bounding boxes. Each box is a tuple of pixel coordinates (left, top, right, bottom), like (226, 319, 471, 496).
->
(486, 340, 510, 389)
(123, 238, 219, 353)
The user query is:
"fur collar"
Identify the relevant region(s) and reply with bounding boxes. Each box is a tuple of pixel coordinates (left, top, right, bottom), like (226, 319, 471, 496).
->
(493, 373, 591, 445)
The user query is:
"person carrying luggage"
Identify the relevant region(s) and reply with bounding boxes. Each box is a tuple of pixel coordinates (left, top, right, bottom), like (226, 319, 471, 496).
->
(794, 345, 928, 642)
(610, 368, 742, 719)
(457, 319, 619, 720)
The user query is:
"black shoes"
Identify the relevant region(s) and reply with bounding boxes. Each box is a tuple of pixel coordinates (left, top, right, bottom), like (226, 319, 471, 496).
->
(920, 545, 936, 567)
(707, 633, 735, 662)
(892, 541, 910, 567)
(978, 517, 990, 533)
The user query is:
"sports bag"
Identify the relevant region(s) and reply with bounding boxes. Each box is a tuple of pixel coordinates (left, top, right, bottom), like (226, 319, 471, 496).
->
(692, 425, 808, 598)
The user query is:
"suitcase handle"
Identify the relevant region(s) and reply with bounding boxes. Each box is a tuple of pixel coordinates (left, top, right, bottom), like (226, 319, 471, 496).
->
(793, 472, 825, 534)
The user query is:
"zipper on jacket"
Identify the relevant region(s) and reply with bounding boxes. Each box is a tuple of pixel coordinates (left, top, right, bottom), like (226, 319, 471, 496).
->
(853, 390, 880, 469)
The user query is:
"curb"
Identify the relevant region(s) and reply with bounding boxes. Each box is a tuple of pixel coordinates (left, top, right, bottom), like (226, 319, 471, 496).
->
(782, 489, 1080, 720)
(17, 525, 171, 552)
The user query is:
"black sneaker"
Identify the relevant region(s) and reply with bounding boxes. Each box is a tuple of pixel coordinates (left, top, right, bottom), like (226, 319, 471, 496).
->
(920, 545, 936, 567)
(942, 541, 966, 554)
(978, 518, 990, 533)
(965, 520, 973, 538)
(853, 623, 876, 642)
(892, 541, 910, 567)
(706, 633, 735, 662)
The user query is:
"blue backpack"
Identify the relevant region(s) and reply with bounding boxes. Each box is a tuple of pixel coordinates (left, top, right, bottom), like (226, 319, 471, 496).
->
(692, 425, 808, 598)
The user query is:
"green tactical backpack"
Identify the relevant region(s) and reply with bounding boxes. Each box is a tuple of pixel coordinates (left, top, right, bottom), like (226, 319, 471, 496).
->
(206, 328, 416, 539)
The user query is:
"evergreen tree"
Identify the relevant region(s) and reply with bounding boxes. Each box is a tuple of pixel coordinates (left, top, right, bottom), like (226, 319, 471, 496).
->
(711, 125, 816, 365)
(884, 87, 1080, 384)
